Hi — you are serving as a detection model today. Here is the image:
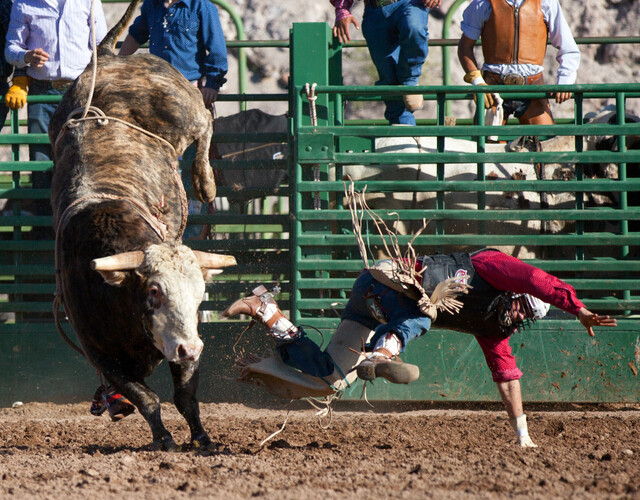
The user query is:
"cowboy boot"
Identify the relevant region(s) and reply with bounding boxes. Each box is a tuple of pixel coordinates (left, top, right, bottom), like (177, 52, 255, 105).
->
(223, 285, 299, 342)
(356, 347, 420, 385)
(356, 333, 419, 384)
(403, 93, 423, 112)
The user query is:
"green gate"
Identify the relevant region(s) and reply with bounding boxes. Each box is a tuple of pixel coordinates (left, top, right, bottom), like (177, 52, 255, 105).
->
(1, 21, 639, 405)
(288, 23, 640, 403)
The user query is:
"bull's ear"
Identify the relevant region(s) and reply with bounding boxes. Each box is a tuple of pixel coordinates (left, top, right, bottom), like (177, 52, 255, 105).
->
(202, 269, 223, 282)
(96, 270, 131, 287)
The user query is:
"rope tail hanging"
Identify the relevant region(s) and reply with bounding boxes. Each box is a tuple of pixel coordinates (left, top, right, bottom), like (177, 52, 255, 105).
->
(344, 178, 471, 320)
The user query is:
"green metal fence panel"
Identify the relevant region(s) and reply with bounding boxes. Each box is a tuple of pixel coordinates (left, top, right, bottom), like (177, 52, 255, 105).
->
(289, 24, 640, 402)
(1, 21, 639, 404)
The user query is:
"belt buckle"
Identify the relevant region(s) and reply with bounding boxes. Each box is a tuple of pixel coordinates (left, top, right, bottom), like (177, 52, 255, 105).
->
(503, 73, 526, 86)
(375, 0, 394, 7)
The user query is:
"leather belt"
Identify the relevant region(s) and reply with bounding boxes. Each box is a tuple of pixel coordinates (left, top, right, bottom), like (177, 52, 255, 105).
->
(483, 71, 543, 86)
(33, 78, 74, 92)
(365, 0, 399, 8)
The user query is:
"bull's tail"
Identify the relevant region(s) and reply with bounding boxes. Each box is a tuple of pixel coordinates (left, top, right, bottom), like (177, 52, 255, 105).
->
(97, 0, 143, 56)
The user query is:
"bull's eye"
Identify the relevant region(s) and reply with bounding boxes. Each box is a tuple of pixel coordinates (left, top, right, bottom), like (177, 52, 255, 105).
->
(147, 283, 164, 309)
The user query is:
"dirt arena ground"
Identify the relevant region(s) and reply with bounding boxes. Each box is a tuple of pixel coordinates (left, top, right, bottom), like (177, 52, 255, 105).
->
(1, 401, 639, 499)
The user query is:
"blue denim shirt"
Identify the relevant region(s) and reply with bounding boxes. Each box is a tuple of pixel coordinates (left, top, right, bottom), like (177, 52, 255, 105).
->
(128, 0, 228, 90)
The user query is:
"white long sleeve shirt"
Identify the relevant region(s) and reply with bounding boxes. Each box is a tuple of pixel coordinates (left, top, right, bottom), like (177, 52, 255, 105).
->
(4, 0, 107, 81)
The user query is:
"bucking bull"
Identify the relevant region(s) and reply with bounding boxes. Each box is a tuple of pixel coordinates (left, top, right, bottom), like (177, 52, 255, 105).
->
(49, 0, 235, 451)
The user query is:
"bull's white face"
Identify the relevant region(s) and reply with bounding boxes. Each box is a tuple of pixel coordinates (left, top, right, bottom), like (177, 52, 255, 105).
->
(139, 244, 206, 364)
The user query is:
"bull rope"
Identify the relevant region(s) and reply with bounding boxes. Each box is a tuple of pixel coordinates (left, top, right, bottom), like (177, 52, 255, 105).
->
(52, 105, 189, 238)
(257, 393, 340, 449)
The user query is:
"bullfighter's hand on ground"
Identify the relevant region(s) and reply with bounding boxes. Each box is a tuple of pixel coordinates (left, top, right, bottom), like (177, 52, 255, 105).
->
(422, 0, 442, 8)
(577, 307, 617, 337)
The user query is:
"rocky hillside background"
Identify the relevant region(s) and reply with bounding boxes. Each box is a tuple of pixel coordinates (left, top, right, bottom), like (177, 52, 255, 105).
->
(91, 0, 640, 122)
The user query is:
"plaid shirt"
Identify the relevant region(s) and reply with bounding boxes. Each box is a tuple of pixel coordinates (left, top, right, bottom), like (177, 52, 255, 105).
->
(0, 0, 13, 78)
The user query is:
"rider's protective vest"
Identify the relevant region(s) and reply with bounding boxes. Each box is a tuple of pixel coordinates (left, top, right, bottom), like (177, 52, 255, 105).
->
(481, 0, 548, 66)
(419, 252, 514, 338)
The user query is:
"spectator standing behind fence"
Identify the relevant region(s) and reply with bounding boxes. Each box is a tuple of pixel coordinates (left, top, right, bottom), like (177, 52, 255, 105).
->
(457, 0, 580, 125)
(4, 0, 107, 229)
(119, 0, 228, 239)
(118, 0, 228, 108)
(0, 0, 15, 133)
(330, 0, 442, 126)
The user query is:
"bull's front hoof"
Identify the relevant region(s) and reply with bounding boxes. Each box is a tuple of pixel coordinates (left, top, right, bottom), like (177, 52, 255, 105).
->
(184, 432, 219, 453)
(150, 435, 179, 452)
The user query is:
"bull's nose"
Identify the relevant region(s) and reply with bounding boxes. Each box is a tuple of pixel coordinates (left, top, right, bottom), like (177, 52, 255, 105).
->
(176, 340, 203, 362)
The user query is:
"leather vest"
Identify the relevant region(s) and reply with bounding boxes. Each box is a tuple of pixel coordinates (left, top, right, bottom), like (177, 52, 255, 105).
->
(481, 0, 548, 66)
(419, 252, 514, 338)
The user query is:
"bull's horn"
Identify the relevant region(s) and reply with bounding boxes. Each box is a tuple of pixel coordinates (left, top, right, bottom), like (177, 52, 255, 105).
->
(192, 251, 237, 269)
(91, 251, 145, 271)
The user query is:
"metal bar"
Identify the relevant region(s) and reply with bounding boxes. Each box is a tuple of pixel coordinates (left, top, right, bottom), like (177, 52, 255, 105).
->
(295, 209, 640, 221)
(297, 122, 640, 136)
(301, 151, 640, 164)
(302, 83, 640, 94)
(296, 179, 640, 192)
(294, 259, 640, 272)
(295, 234, 640, 246)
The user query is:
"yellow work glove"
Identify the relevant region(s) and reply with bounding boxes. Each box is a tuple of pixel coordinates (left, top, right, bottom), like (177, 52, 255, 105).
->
(5, 76, 29, 109)
(464, 70, 495, 109)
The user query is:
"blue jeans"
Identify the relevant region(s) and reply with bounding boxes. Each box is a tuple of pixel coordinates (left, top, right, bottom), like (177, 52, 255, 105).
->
(29, 80, 63, 218)
(179, 143, 206, 240)
(362, 0, 431, 125)
(277, 271, 432, 378)
(341, 270, 432, 351)
(276, 329, 336, 378)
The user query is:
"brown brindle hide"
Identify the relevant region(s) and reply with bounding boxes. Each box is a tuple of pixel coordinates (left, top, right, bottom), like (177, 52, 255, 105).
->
(49, 53, 215, 237)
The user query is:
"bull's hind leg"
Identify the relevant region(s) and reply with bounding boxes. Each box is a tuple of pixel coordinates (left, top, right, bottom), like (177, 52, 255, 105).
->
(169, 361, 212, 449)
(190, 114, 216, 203)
